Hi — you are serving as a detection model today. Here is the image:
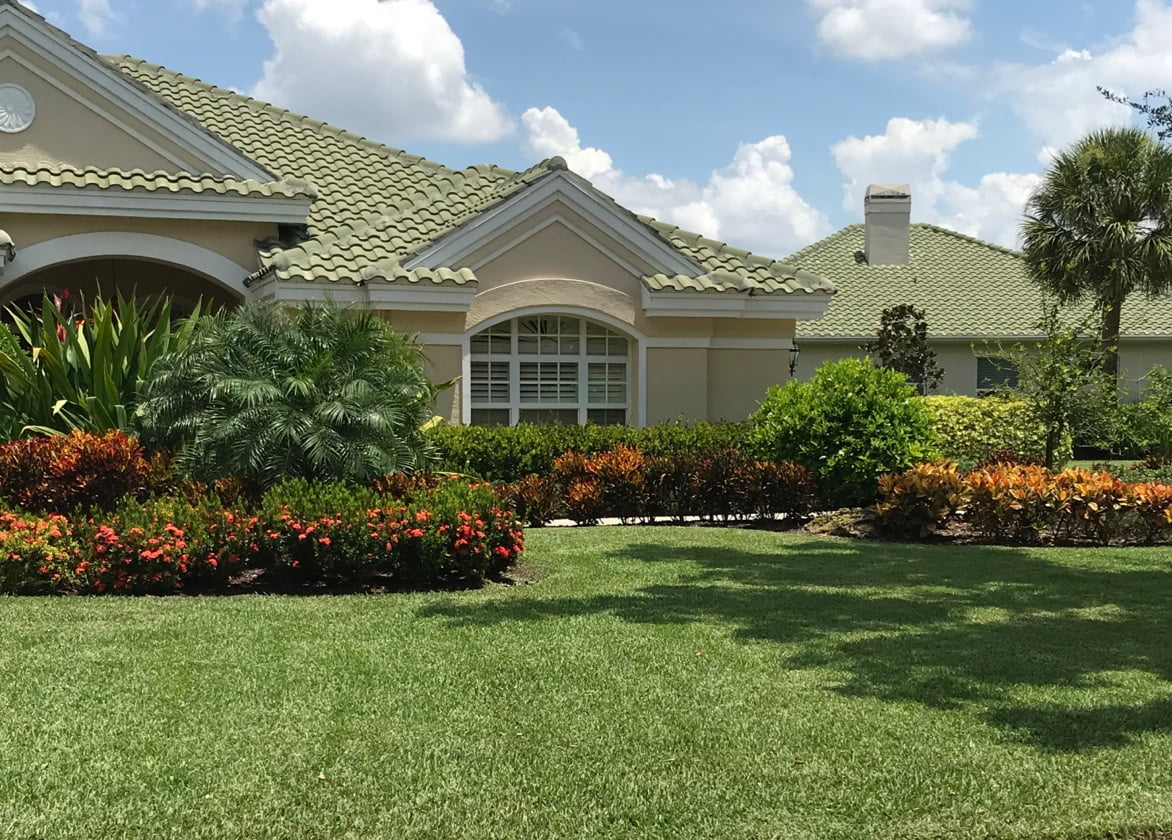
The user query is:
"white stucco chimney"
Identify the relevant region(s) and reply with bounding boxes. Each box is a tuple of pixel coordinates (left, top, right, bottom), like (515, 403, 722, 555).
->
(864, 184, 911, 266)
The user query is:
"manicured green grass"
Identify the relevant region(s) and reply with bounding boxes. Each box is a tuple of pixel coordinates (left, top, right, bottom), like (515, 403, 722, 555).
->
(3, 527, 1172, 839)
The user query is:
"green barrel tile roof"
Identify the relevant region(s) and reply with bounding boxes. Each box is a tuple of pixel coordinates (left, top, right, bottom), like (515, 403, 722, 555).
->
(360, 264, 477, 286)
(0, 164, 316, 199)
(785, 223, 1172, 338)
(110, 56, 834, 298)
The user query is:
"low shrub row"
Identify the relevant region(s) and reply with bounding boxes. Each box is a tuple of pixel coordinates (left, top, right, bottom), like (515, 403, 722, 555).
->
(506, 445, 817, 525)
(429, 421, 750, 483)
(0, 476, 523, 595)
(876, 461, 1172, 545)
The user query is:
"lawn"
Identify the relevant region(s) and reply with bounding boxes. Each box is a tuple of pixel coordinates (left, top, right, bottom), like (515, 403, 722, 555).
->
(3, 528, 1172, 839)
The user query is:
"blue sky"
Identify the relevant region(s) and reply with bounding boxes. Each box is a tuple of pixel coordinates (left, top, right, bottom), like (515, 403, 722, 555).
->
(23, 0, 1172, 257)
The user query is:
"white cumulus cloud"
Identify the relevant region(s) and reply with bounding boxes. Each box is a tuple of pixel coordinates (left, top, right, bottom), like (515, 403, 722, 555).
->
(521, 106, 831, 257)
(78, 0, 115, 35)
(1005, 0, 1172, 158)
(808, 0, 972, 61)
(832, 117, 1040, 248)
(251, 0, 513, 144)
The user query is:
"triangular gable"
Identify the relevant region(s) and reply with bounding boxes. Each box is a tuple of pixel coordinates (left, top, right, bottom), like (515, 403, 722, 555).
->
(403, 167, 703, 279)
(0, 1, 270, 179)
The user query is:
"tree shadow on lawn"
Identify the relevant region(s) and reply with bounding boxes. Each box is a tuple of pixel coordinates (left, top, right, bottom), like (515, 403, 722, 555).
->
(419, 534, 1172, 752)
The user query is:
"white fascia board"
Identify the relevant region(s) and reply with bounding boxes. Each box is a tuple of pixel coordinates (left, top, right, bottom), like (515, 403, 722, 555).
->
(642, 288, 832, 319)
(265, 283, 366, 306)
(0, 8, 273, 181)
(365, 284, 476, 312)
(404, 172, 702, 278)
(0, 184, 312, 224)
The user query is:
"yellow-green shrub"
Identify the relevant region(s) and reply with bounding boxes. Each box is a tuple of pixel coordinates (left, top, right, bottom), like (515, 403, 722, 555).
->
(923, 395, 1072, 467)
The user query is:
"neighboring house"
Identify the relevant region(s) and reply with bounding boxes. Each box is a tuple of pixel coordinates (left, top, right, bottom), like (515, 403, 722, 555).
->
(787, 185, 1172, 396)
(0, 0, 835, 426)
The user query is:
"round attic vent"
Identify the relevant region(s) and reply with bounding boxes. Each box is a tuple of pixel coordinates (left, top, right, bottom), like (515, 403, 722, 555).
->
(0, 84, 35, 134)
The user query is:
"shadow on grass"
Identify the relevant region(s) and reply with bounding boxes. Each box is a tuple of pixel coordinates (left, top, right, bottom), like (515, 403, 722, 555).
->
(419, 534, 1172, 752)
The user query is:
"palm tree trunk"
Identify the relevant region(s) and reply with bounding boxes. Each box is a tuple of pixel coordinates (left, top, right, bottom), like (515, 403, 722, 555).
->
(1101, 298, 1122, 384)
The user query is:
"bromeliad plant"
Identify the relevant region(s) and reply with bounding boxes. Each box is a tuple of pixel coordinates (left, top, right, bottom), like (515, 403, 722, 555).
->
(0, 291, 203, 438)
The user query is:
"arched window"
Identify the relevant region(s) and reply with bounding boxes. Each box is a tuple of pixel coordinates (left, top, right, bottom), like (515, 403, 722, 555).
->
(469, 315, 629, 425)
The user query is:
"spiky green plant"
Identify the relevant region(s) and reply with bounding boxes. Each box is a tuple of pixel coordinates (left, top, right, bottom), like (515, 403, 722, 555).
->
(137, 299, 439, 490)
(1022, 127, 1172, 379)
(0, 291, 202, 438)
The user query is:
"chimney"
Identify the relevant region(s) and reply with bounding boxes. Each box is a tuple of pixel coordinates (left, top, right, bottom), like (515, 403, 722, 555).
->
(864, 184, 911, 266)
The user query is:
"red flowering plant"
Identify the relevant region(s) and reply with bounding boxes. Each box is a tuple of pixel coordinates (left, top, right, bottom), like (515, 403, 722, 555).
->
(0, 510, 81, 593)
(68, 498, 260, 594)
(257, 477, 523, 587)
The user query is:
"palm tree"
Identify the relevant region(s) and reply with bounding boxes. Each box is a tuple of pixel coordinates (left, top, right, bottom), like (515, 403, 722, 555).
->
(1022, 126, 1172, 379)
(137, 300, 440, 490)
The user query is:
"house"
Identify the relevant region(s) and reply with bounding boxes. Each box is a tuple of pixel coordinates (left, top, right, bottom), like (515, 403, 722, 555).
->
(0, 0, 836, 427)
(786, 185, 1172, 395)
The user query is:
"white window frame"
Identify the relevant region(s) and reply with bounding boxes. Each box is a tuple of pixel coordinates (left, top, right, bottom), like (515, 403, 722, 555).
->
(469, 315, 631, 426)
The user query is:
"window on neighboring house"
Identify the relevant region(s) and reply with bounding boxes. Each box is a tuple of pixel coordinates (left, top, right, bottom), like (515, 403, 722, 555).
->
(976, 356, 1018, 395)
(469, 316, 630, 426)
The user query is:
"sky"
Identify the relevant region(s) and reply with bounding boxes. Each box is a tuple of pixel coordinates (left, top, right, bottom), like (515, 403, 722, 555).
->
(20, 0, 1172, 258)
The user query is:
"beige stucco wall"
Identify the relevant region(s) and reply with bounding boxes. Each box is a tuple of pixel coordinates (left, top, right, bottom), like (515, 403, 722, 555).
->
(0, 42, 234, 174)
(0, 215, 274, 272)
(707, 349, 789, 421)
(646, 348, 708, 424)
(423, 344, 463, 424)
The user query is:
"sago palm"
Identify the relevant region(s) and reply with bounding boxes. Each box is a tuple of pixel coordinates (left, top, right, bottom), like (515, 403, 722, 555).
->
(1022, 126, 1172, 379)
(137, 300, 440, 489)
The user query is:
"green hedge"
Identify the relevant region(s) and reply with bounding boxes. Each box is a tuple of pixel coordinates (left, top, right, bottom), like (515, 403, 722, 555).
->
(428, 422, 750, 482)
(923, 395, 1072, 467)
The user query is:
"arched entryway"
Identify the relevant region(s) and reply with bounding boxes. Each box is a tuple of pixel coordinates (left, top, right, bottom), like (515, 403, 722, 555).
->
(0, 232, 251, 310)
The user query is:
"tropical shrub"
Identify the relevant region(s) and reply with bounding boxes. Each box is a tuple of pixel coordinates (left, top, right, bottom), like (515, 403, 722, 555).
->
(137, 300, 440, 491)
(964, 464, 1058, 543)
(1125, 366, 1172, 460)
(875, 462, 966, 538)
(750, 358, 938, 507)
(0, 291, 202, 438)
(0, 430, 153, 513)
(923, 395, 1069, 467)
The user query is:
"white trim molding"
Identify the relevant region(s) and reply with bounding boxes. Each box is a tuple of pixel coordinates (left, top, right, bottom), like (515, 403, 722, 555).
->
(249, 276, 477, 312)
(642, 287, 832, 320)
(1, 232, 253, 297)
(0, 183, 314, 224)
(0, 5, 272, 180)
(405, 171, 702, 279)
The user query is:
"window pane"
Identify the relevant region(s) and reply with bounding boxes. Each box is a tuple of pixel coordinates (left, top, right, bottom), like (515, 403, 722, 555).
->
(587, 409, 627, 426)
(471, 361, 510, 404)
(977, 357, 1018, 392)
(519, 362, 578, 404)
(471, 408, 511, 426)
(588, 363, 626, 404)
(519, 409, 578, 425)
(470, 323, 510, 355)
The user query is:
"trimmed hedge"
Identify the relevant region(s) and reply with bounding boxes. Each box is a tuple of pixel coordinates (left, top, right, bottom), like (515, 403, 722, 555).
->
(505, 444, 817, 526)
(429, 421, 749, 483)
(923, 395, 1072, 468)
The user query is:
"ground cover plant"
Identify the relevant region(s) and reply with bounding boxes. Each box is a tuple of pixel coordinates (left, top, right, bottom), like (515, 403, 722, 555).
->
(2, 526, 1172, 839)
